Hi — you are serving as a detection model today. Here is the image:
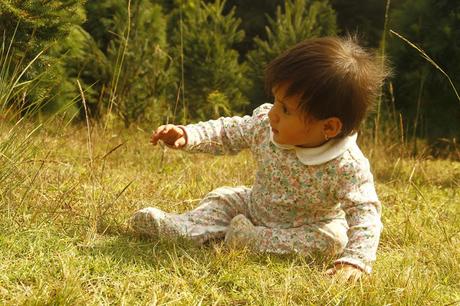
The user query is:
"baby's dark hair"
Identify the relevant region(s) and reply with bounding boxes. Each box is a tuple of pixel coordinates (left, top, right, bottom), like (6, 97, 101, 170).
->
(265, 36, 390, 137)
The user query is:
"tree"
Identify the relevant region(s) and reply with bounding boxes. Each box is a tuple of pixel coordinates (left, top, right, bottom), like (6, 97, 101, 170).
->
(77, 0, 171, 125)
(246, 0, 338, 109)
(48, 25, 110, 117)
(0, 0, 86, 114)
(330, 0, 386, 48)
(222, 0, 284, 57)
(388, 0, 460, 143)
(105, 0, 170, 126)
(168, 0, 250, 122)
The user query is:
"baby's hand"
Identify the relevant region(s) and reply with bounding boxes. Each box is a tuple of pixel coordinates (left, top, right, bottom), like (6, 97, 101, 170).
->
(151, 124, 187, 148)
(326, 263, 364, 283)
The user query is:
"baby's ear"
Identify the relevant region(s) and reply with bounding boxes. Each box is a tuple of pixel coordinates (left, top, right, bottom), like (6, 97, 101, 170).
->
(324, 117, 343, 138)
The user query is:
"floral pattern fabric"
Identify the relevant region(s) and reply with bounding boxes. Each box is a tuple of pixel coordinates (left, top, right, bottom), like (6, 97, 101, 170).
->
(132, 104, 382, 273)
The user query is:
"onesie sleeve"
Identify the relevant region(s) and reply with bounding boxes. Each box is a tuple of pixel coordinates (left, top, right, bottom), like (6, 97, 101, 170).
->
(333, 152, 383, 274)
(180, 103, 272, 155)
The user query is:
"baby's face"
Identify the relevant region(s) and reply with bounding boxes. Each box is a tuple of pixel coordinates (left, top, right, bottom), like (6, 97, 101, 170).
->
(268, 83, 329, 148)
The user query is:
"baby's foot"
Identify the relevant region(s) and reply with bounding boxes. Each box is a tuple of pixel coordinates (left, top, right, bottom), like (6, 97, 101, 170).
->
(224, 214, 258, 249)
(129, 207, 187, 239)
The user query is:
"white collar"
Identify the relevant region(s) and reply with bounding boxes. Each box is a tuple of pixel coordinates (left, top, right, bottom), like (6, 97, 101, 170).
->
(269, 129, 358, 165)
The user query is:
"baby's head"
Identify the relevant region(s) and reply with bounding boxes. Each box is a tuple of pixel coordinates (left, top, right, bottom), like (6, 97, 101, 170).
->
(265, 36, 389, 148)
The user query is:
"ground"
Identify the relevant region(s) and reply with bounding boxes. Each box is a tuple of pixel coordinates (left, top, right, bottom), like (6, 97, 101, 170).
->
(0, 121, 459, 305)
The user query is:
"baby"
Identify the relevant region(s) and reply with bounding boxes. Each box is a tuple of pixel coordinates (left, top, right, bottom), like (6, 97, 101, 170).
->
(130, 36, 388, 280)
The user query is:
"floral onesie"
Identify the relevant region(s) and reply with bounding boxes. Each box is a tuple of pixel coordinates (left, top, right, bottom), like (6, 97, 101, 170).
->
(131, 104, 383, 273)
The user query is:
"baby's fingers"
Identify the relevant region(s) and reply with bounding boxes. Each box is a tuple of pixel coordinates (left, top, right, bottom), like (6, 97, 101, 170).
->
(325, 267, 336, 276)
(173, 137, 186, 148)
(150, 125, 167, 145)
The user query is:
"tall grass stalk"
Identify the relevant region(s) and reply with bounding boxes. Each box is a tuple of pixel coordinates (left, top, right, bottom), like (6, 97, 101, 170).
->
(179, 0, 187, 124)
(0, 24, 44, 119)
(163, 1, 187, 171)
(389, 30, 460, 104)
(105, 0, 132, 130)
(412, 73, 426, 156)
(169, 0, 187, 127)
(374, 0, 391, 147)
(77, 79, 94, 171)
(0, 27, 47, 195)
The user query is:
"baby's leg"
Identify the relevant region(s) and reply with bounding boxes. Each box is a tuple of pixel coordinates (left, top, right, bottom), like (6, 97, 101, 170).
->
(130, 186, 252, 244)
(225, 214, 348, 257)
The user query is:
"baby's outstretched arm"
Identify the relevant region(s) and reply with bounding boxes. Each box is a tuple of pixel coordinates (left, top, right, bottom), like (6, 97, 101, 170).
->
(170, 104, 272, 155)
(151, 124, 187, 149)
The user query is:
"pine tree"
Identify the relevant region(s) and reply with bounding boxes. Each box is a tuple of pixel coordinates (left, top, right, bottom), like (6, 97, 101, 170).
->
(48, 25, 110, 117)
(246, 0, 337, 108)
(79, 0, 170, 125)
(106, 0, 169, 126)
(0, 0, 86, 113)
(330, 0, 386, 47)
(83, 0, 126, 53)
(388, 0, 460, 143)
(168, 0, 250, 122)
(0, 0, 86, 55)
(223, 0, 284, 56)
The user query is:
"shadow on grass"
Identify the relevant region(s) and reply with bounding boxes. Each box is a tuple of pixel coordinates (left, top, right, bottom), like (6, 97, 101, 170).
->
(79, 228, 330, 273)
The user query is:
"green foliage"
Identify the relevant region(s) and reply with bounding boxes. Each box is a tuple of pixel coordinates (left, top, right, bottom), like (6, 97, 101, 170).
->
(246, 0, 338, 108)
(0, 0, 86, 114)
(1, 0, 170, 124)
(169, 0, 250, 122)
(44, 25, 107, 117)
(0, 26, 38, 117)
(79, 0, 133, 120)
(1, 0, 458, 145)
(223, 0, 284, 56)
(0, 0, 86, 55)
(0, 31, 46, 196)
(205, 90, 231, 119)
(330, 0, 386, 47)
(388, 0, 460, 142)
(83, 0, 126, 53)
(105, 0, 170, 126)
(73, 0, 171, 125)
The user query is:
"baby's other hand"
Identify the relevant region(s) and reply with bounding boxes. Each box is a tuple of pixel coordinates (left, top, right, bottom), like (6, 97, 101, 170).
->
(151, 124, 187, 148)
(326, 263, 364, 284)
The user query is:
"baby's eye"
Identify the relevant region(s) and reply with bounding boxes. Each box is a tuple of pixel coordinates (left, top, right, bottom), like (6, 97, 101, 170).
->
(281, 104, 289, 114)
(274, 99, 290, 115)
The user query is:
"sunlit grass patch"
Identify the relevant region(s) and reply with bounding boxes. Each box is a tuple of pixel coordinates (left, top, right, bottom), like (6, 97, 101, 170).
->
(0, 123, 459, 304)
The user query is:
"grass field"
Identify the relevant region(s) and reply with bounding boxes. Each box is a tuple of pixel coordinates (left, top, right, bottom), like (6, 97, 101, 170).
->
(1, 120, 459, 305)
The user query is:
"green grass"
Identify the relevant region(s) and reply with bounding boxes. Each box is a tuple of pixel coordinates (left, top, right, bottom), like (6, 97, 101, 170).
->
(1, 121, 459, 305)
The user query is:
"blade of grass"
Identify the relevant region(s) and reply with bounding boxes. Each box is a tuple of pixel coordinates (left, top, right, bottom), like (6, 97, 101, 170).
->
(390, 30, 460, 104)
(77, 79, 94, 171)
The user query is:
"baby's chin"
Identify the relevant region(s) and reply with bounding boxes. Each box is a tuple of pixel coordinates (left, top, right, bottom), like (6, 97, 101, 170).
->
(276, 136, 322, 148)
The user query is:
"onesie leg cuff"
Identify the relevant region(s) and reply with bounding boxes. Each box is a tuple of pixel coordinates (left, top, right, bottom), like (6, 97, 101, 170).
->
(130, 207, 187, 239)
(224, 214, 258, 249)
